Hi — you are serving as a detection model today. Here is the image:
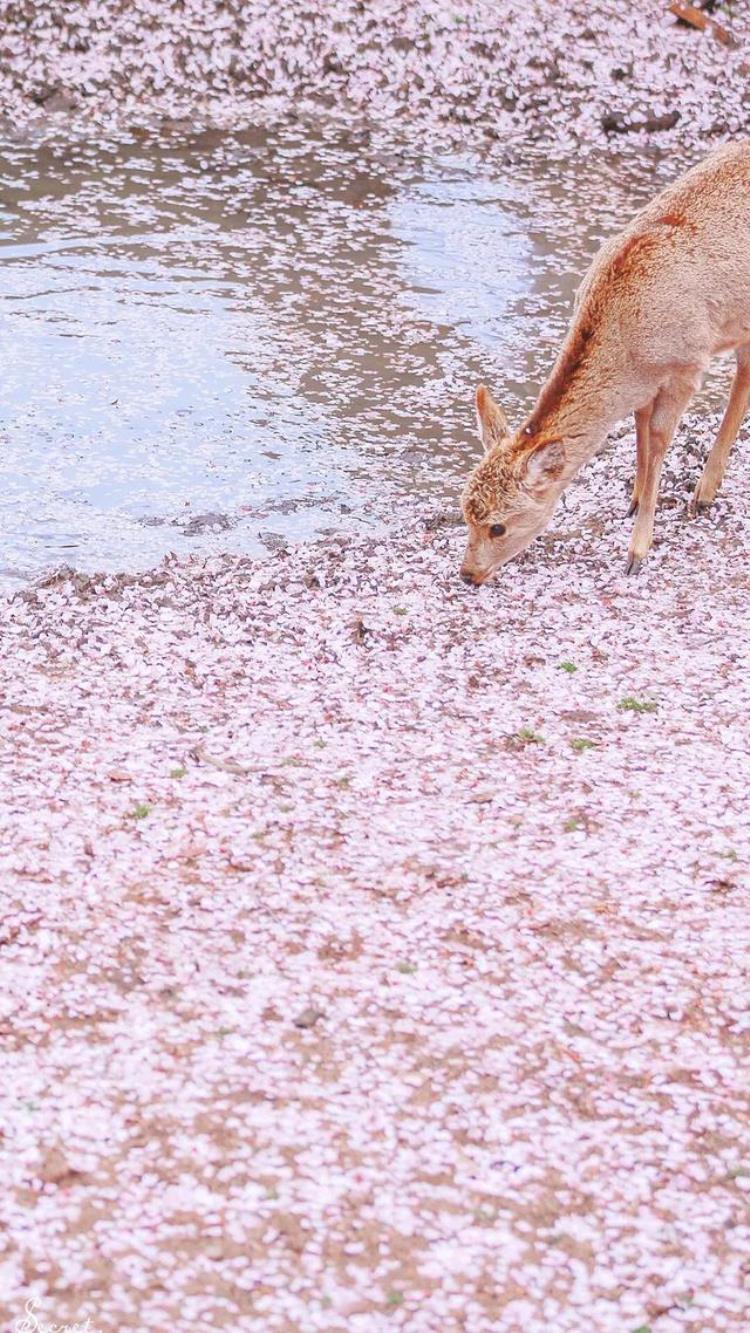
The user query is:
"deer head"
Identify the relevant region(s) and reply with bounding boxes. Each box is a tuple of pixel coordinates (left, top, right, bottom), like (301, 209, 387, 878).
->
(460, 385, 566, 585)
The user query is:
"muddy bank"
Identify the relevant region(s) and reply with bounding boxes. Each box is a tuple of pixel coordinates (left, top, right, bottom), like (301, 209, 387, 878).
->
(1, 1, 748, 151)
(1, 402, 749, 1330)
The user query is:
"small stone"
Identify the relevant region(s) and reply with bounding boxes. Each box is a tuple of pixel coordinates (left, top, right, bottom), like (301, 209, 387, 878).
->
(293, 1006, 324, 1030)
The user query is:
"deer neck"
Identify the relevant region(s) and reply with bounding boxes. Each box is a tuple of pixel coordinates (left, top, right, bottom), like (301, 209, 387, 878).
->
(519, 325, 624, 475)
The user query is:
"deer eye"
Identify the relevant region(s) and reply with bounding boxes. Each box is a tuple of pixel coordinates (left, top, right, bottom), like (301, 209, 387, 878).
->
(489, 522, 506, 538)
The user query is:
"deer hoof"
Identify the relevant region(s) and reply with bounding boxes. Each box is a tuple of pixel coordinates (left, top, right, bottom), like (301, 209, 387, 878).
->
(688, 492, 712, 518)
(624, 553, 643, 576)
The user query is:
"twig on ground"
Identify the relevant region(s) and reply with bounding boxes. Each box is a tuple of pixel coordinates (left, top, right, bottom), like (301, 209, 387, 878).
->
(668, 2, 741, 49)
(189, 744, 252, 775)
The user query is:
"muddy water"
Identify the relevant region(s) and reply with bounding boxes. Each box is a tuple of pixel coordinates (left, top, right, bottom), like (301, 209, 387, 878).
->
(0, 124, 708, 586)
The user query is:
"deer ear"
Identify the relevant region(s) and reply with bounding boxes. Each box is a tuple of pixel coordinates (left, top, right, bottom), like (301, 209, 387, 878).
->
(520, 439, 565, 494)
(475, 384, 509, 454)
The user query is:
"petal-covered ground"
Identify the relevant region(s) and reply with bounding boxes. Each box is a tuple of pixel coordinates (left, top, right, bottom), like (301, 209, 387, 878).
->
(0, 1, 747, 153)
(1, 410, 748, 1331)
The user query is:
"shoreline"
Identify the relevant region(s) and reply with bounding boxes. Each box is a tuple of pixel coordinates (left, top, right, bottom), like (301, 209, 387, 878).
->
(0, 2, 747, 154)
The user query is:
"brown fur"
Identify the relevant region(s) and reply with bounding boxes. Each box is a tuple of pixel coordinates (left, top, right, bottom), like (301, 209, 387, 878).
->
(461, 141, 750, 584)
(522, 314, 596, 439)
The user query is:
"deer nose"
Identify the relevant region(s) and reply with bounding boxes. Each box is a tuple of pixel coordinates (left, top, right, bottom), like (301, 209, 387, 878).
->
(460, 569, 479, 585)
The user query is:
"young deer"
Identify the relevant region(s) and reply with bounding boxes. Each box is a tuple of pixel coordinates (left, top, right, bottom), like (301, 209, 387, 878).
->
(460, 141, 750, 584)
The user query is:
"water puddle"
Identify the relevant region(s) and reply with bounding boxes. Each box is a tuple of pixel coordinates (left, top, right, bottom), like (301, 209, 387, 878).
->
(0, 122, 719, 587)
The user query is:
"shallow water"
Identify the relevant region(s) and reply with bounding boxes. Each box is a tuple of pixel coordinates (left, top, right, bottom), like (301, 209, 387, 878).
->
(0, 123, 720, 586)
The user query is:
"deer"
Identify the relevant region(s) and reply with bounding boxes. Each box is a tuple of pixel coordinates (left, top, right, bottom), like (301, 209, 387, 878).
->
(460, 140, 750, 584)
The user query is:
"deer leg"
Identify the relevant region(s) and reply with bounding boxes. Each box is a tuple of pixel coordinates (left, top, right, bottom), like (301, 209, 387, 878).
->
(627, 403, 653, 517)
(626, 373, 698, 575)
(691, 344, 750, 513)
